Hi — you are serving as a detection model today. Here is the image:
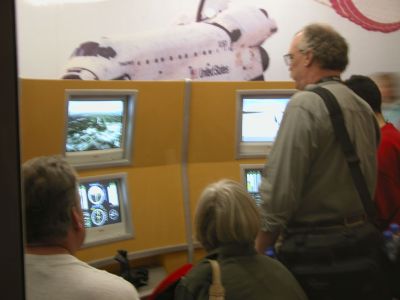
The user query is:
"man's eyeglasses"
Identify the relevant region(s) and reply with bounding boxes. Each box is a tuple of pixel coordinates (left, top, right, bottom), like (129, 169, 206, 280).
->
(284, 48, 309, 66)
(283, 53, 293, 66)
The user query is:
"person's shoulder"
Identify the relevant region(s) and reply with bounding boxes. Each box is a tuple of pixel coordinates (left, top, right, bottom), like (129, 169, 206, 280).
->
(70, 257, 139, 299)
(175, 260, 211, 300)
(81, 262, 132, 285)
(290, 87, 326, 108)
(381, 123, 400, 143)
(284, 89, 327, 120)
(181, 258, 211, 282)
(253, 255, 308, 299)
(291, 88, 320, 102)
(87, 271, 139, 299)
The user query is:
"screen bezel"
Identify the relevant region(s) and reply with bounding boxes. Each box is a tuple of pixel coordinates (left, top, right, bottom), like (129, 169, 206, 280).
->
(64, 89, 136, 169)
(236, 89, 295, 158)
(78, 173, 134, 248)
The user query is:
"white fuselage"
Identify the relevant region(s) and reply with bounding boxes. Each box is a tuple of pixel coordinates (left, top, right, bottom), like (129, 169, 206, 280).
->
(62, 5, 277, 81)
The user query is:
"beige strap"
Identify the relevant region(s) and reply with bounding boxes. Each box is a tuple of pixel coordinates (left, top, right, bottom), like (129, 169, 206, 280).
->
(208, 259, 225, 300)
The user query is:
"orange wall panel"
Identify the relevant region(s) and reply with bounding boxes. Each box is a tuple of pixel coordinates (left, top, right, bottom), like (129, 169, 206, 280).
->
(19, 79, 187, 263)
(19, 79, 294, 264)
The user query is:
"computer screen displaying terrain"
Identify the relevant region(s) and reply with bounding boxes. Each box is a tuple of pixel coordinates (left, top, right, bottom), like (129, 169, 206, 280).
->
(64, 89, 136, 169)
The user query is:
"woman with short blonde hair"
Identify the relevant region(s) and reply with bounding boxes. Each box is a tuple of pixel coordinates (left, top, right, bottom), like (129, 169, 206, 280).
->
(175, 179, 307, 300)
(195, 179, 260, 251)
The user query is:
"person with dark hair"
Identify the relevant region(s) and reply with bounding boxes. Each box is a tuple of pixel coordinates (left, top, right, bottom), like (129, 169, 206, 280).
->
(23, 155, 139, 300)
(256, 23, 390, 299)
(345, 74, 400, 228)
(175, 179, 307, 300)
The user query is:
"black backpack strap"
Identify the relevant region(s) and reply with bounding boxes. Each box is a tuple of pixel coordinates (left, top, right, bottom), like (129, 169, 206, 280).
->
(311, 86, 378, 220)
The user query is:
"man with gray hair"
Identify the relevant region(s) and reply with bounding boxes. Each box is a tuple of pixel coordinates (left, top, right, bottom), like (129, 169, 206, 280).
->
(255, 23, 390, 299)
(23, 155, 139, 300)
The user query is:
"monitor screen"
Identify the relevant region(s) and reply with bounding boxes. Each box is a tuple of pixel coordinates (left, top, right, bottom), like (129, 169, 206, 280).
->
(240, 164, 264, 206)
(64, 89, 136, 169)
(236, 89, 295, 158)
(78, 173, 134, 247)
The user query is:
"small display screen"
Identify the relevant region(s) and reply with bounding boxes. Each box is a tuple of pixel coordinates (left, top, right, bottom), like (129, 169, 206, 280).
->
(245, 168, 263, 206)
(242, 98, 289, 142)
(78, 178, 122, 228)
(66, 99, 124, 152)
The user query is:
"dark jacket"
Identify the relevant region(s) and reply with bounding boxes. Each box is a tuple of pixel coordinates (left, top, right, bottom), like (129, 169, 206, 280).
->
(174, 244, 307, 300)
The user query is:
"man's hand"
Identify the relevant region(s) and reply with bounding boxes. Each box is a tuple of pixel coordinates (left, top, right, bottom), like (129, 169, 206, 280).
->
(255, 230, 279, 254)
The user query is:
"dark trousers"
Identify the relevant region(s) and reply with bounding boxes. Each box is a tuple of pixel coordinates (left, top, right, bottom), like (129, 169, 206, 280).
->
(293, 260, 391, 300)
(278, 222, 392, 300)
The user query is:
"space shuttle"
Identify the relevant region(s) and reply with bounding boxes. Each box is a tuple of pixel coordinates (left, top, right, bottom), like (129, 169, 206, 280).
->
(61, 0, 278, 81)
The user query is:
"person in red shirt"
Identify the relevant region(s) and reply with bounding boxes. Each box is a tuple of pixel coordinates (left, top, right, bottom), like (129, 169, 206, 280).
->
(345, 75, 400, 229)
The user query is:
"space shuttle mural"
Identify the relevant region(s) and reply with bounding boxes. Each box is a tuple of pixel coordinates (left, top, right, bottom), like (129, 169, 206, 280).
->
(61, 0, 278, 81)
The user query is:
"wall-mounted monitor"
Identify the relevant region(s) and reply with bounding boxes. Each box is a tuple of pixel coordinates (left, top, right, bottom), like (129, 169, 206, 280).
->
(64, 89, 136, 169)
(240, 164, 264, 207)
(78, 173, 134, 247)
(236, 89, 295, 158)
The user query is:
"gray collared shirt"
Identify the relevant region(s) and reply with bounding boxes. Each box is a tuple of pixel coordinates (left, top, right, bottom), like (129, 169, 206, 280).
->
(259, 81, 379, 232)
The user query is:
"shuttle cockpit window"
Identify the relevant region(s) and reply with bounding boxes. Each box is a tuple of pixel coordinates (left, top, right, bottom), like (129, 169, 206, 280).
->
(71, 42, 117, 59)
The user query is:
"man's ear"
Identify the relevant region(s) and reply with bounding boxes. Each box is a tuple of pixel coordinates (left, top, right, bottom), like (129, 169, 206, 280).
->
(304, 50, 314, 67)
(71, 206, 84, 231)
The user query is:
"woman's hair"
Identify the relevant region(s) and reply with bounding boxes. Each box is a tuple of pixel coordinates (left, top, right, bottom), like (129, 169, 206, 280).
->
(298, 23, 349, 72)
(195, 179, 261, 251)
(23, 155, 78, 244)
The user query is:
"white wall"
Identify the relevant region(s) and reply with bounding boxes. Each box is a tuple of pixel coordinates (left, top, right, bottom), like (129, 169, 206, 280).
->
(16, 0, 400, 80)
